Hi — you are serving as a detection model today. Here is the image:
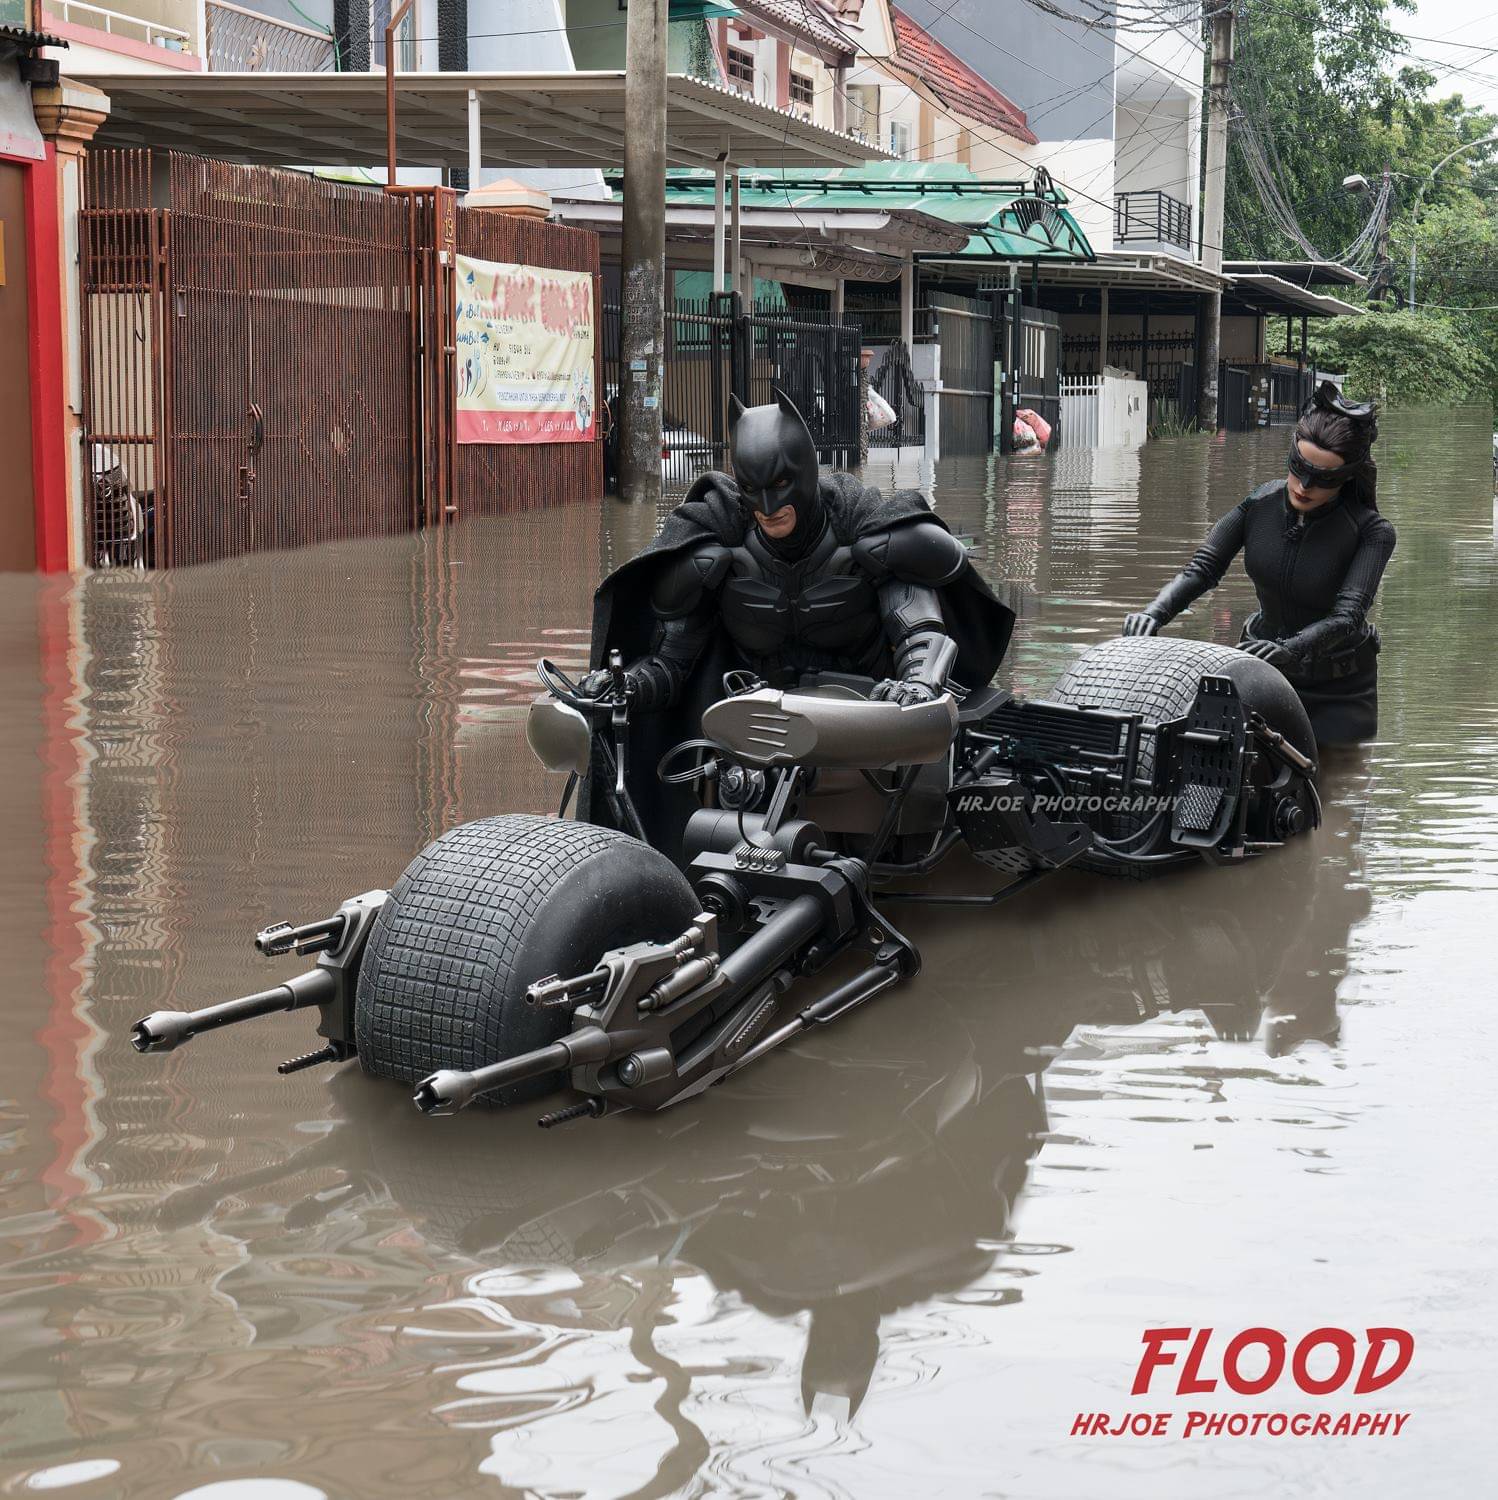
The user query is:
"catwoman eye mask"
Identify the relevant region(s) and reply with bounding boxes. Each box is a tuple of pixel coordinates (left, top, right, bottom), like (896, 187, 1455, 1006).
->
(1287, 441, 1361, 490)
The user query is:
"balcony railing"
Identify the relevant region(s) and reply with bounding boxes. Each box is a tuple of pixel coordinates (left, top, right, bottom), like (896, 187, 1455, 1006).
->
(1114, 189, 1193, 254)
(43, 0, 193, 52)
(206, 0, 335, 73)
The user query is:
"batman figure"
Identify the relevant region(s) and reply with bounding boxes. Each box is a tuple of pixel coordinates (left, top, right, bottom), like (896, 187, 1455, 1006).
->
(582, 390, 1015, 851)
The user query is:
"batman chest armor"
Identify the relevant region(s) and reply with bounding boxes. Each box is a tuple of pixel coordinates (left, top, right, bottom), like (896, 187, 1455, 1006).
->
(719, 526, 884, 668)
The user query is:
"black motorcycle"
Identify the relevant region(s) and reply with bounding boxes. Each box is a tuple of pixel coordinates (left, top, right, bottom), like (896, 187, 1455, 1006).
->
(133, 635, 1320, 1121)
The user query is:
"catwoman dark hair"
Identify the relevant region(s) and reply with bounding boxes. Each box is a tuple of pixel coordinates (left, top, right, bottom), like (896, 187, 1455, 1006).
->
(1293, 384, 1380, 511)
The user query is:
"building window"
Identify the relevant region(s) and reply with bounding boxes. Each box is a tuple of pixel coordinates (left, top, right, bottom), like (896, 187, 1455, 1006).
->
(889, 118, 912, 157)
(846, 83, 879, 143)
(789, 71, 814, 108)
(726, 45, 756, 92)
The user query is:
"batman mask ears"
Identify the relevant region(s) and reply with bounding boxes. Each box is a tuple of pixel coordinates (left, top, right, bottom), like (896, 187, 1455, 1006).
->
(773, 387, 806, 424)
(728, 394, 746, 430)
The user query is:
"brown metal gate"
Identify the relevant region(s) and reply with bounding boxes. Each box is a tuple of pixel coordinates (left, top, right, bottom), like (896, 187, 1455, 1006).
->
(83, 151, 416, 567)
(81, 152, 602, 568)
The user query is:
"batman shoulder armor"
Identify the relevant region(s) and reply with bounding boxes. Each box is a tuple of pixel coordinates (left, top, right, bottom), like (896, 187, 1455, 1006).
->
(851, 520, 968, 587)
(648, 541, 733, 619)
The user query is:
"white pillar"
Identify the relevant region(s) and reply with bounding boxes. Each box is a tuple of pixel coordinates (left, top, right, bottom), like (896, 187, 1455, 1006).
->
(713, 156, 727, 293)
(467, 89, 481, 190)
(831, 276, 845, 322)
(899, 255, 915, 345)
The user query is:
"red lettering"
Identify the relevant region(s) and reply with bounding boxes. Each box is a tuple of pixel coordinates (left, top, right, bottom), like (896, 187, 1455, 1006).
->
(1355, 1328, 1413, 1394)
(1223, 1328, 1286, 1395)
(1179, 1327, 1217, 1393)
(1132, 1328, 1191, 1395)
(1292, 1327, 1357, 1394)
(1182, 1411, 1208, 1437)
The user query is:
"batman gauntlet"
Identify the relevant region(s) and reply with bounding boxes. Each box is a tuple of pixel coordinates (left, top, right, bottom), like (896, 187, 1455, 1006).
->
(871, 581, 955, 706)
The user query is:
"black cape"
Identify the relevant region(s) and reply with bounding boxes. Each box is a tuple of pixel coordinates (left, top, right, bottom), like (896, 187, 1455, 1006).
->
(583, 470, 1016, 860)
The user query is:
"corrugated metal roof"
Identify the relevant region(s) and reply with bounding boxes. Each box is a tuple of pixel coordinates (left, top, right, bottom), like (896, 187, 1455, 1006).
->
(655, 165, 1094, 261)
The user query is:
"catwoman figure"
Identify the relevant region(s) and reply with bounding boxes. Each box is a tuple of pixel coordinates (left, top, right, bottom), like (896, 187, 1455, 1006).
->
(1124, 383, 1396, 744)
(582, 390, 1014, 847)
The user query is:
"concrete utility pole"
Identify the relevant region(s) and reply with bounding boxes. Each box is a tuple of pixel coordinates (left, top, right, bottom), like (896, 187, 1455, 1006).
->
(1196, 4, 1234, 431)
(619, 0, 669, 507)
(1370, 167, 1393, 306)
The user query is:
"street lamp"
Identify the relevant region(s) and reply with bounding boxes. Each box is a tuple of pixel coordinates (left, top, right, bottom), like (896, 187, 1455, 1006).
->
(1408, 133, 1498, 310)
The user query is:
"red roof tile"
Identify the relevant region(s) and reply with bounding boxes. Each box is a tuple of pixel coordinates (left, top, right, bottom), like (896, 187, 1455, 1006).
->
(740, 1, 858, 57)
(889, 5, 1038, 144)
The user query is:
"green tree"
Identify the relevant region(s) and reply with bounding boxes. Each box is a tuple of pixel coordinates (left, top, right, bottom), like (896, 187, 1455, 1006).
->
(1306, 310, 1495, 404)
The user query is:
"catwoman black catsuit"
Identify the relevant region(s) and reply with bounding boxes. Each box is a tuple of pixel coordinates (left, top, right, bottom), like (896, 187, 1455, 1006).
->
(1146, 480, 1396, 743)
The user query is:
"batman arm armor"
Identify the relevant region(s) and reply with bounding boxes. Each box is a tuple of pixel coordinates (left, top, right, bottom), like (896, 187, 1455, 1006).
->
(622, 543, 731, 710)
(853, 521, 966, 698)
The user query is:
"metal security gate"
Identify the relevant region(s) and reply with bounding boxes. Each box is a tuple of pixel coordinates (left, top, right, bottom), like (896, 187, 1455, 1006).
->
(603, 293, 860, 490)
(996, 294, 1061, 452)
(83, 151, 416, 567)
(929, 291, 993, 455)
(738, 300, 861, 469)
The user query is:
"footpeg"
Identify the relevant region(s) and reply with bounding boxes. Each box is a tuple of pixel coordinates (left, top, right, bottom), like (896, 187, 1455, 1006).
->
(277, 1043, 346, 1075)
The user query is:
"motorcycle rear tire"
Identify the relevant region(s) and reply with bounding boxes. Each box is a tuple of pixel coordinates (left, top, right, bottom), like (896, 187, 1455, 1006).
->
(1047, 636, 1315, 878)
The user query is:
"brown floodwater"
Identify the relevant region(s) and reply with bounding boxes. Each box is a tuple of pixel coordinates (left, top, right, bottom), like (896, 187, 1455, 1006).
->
(2, 410, 1496, 1499)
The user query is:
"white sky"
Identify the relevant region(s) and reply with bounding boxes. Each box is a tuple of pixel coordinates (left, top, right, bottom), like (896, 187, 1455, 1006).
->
(1401, 0, 1498, 112)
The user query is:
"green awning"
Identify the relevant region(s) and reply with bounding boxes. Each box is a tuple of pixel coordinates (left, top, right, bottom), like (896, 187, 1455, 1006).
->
(651, 163, 1095, 263)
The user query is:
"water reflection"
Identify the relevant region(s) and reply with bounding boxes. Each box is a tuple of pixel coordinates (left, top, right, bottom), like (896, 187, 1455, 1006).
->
(0, 409, 1494, 1497)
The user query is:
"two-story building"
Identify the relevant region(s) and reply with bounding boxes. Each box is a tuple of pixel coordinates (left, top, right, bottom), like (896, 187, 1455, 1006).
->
(879, 0, 1360, 429)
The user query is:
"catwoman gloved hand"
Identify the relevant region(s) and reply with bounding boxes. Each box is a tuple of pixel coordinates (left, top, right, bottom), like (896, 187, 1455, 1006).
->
(1236, 638, 1297, 671)
(870, 678, 939, 706)
(1122, 611, 1163, 637)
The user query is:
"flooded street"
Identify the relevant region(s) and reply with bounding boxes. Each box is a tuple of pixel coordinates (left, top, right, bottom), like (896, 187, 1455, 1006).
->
(3, 408, 1496, 1498)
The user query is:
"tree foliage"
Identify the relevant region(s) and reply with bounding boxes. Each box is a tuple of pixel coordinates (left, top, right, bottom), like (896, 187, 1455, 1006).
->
(1306, 310, 1495, 406)
(1225, 0, 1498, 405)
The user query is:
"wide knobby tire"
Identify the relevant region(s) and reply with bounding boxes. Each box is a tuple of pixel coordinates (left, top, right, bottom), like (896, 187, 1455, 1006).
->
(355, 815, 700, 1105)
(1047, 635, 1316, 878)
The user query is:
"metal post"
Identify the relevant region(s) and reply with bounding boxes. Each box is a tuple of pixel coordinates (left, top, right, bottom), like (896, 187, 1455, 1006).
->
(466, 88, 481, 191)
(1406, 134, 1498, 308)
(899, 255, 914, 347)
(730, 167, 742, 291)
(831, 276, 845, 323)
(1196, 5, 1233, 431)
(384, 0, 413, 187)
(713, 154, 727, 293)
(1098, 286, 1109, 372)
(619, 0, 669, 507)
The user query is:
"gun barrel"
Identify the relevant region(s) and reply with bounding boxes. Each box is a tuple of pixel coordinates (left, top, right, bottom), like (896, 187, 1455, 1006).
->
(412, 1026, 614, 1115)
(131, 968, 336, 1054)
